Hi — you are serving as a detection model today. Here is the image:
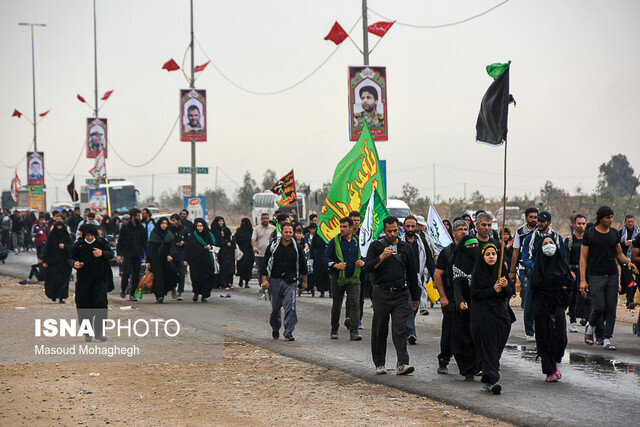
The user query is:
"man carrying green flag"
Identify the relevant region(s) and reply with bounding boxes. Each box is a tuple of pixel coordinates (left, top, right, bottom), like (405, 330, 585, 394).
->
(318, 121, 386, 243)
(359, 189, 389, 257)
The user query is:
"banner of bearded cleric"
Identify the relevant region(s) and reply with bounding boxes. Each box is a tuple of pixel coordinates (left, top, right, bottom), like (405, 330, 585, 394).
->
(318, 121, 386, 243)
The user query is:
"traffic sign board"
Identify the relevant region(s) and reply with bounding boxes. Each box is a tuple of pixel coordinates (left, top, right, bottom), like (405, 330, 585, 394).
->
(86, 179, 96, 185)
(179, 167, 208, 174)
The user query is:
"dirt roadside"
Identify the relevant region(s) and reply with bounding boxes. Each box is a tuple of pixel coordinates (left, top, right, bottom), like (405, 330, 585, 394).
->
(0, 276, 508, 426)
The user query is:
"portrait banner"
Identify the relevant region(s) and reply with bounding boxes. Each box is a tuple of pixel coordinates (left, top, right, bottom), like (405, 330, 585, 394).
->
(348, 66, 388, 141)
(27, 151, 45, 186)
(86, 118, 108, 159)
(180, 89, 207, 142)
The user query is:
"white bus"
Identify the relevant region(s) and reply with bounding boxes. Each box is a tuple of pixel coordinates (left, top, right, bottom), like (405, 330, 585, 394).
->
(251, 192, 306, 225)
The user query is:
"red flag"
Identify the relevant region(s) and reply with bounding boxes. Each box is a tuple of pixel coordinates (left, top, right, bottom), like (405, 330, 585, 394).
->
(11, 109, 22, 118)
(194, 61, 210, 73)
(101, 90, 113, 100)
(162, 58, 180, 71)
(77, 94, 86, 103)
(39, 110, 50, 117)
(324, 21, 348, 45)
(368, 21, 395, 37)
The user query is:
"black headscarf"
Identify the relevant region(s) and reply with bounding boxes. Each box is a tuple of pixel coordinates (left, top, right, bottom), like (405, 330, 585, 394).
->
(235, 217, 253, 240)
(531, 239, 570, 292)
(194, 218, 215, 246)
(453, 235, 479, 275)
(149, 217, 173, 243)
(211, 216, 225, 241)
(471, 243, 502, 290)
(47, 221, 71, 247)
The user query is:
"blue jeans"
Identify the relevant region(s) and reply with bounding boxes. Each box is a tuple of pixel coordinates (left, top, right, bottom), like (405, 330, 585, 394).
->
(521, 270, 535, 336)
(269, 278, 298, 337)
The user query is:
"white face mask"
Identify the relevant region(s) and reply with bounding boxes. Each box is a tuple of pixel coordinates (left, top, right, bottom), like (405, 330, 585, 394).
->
(542, 243, 557, 257)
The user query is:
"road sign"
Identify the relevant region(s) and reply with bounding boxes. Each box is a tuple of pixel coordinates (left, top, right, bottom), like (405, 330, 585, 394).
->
(179, 167, 208, 174)
(85, 179, 96, 185)
(180, 185, 191, 197)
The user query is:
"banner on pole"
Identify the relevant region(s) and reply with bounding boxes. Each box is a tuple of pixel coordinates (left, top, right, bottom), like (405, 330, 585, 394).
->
(426, 204, 453, 255)
(359, 189, 389, 257)
(10, 169, 23, 202)
(349, 66, 388, 141)
(89, 189, 107, 211)
(269, 170, 297, 208)
(26, 151, 44, 186)
(318, 121, 386, 242)
(87, 118, 108, 158)
(184, 196, 206, 220)
(180, 89, 207, 142)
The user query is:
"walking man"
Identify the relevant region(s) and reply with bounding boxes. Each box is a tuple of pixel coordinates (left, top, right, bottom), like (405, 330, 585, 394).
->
(581, 206, 638, 349)
(252, 213, 276, 279)
(620, 215, 639, 308)
(116, 208, 147, 301)
(324, 217, 364, 341)
(364, 216, 420, 376)
(261, 223, 308, 341)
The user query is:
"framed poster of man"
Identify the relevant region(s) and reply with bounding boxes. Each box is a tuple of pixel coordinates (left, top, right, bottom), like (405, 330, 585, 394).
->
(348, 66, 388, 141)
(180, 89, 207, 142)
(27, 151, 45, 186)
(86, 118, 108, 158)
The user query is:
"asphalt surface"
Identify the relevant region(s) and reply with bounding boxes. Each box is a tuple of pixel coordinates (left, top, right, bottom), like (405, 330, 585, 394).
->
(3, 251, 640, 425)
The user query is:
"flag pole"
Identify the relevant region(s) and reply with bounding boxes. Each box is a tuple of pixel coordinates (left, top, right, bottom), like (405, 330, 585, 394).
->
(497, 139, 508, 277)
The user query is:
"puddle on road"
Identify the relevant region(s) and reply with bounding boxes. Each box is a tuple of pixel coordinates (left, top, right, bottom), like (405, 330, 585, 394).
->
(504, 344, 640, 376)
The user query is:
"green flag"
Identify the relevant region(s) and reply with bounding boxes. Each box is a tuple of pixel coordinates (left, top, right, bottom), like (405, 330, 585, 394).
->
(358, 189, 389, 257)
(318, 121, 386, 242)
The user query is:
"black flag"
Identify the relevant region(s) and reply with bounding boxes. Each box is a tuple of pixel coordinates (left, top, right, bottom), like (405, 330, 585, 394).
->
(476, 61, 514, 146)
(67, 176, 79, 202)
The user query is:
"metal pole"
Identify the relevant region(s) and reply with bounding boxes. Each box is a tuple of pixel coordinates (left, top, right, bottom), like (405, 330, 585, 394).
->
(30, 26, 37, 151)
(93, 0, 98, 118)
(362, 0, 369, 65)
(497, 140, 508, 277)
(189, 0, 196, 197)
(213, 166, 218, 217)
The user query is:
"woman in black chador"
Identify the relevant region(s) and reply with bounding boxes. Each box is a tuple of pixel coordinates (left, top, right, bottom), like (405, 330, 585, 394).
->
(72, 224, 113, 341)
(184, 218, 216, 302)
(43, 221, 73, 303)
(532, 236, 571, 382)
(147, 217, 179, 303)
(451, 235, 482, 381)
(470, 243, 515, 395)
(211, 216, 235, 290)
(234, 217, 255, 288)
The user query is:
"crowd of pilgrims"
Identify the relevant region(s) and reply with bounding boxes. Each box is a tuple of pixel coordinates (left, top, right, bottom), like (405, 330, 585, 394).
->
(4, 203, 640, 395)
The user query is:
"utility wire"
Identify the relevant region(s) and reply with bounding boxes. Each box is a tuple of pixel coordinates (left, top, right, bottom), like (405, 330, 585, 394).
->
(44, 143, 85, 181)
(368, 0, 511, 29)
(194, 16, 362, 95)
(109, 114, 180, 168)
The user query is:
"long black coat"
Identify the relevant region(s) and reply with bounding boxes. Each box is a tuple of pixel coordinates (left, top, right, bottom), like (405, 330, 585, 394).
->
(72, 237, 114, 308)
(216, 227, 236, 287)
(184, 233, 215, 298)
(42, 225, 73, 300)
(309, 233, 329, 292)
(147, 229, 179, 298)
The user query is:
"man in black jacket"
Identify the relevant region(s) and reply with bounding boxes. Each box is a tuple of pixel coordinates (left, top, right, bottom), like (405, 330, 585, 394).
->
(116, 208, 147, 301)
(365, 216, 420, 376)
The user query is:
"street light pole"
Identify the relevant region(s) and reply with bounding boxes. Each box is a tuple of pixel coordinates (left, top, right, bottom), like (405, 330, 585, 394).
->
(93, 0, 99, 118)
(361, 0, 369, 66)
(189, 0, 197, 197)
(19, 22, 46, 151)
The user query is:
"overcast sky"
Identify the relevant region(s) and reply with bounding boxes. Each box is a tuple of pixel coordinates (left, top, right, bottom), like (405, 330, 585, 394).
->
(1, 0, 639, 206)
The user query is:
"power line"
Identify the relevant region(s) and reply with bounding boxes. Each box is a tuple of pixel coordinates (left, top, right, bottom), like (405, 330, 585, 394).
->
(44, 143, 85, 181)
(194, 16, 362, 95)
(368, 0, 511, 29)
(109, 114, 180, 168)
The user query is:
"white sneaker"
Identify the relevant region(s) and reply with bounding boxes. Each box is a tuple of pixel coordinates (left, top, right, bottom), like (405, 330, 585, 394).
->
(526, 335, 536, 342)
(171, 289, 177, 299)
(569, 323, 579, 333)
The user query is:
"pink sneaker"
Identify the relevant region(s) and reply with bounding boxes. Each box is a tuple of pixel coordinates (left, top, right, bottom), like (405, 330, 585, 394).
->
(555, 368, 562, 380)
(545, 374, 558, 382)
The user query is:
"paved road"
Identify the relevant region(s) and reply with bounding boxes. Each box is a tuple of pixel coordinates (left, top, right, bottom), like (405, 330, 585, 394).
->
(3, 252, 640, 425)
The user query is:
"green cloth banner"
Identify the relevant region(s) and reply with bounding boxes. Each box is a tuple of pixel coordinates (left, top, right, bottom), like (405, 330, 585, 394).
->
(318, 121, 386, 242)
